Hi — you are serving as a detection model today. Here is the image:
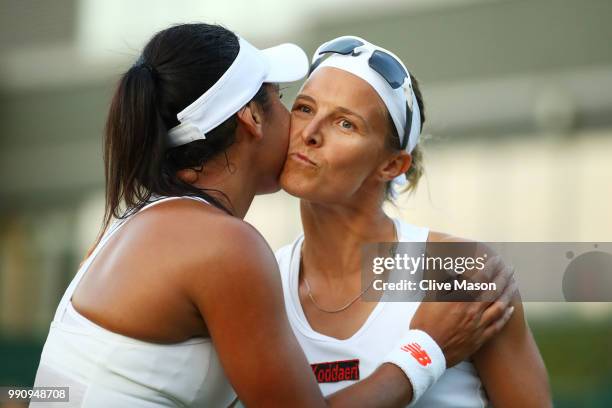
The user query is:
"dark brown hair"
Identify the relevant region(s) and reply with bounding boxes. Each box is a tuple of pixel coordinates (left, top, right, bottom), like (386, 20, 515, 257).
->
(102, 23, 272, 236)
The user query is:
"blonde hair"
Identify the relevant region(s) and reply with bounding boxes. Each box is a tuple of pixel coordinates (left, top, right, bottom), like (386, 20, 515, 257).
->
(384, 73, 426, 201)
(402, 142, 424, 195)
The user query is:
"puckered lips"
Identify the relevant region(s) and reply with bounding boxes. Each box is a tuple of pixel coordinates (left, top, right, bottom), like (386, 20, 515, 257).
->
(289, 152, 318, 167)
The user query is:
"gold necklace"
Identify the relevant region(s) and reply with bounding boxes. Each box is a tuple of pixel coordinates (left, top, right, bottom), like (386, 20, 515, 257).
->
(301, 220, 398, 313)
(302, 274, 378, 314)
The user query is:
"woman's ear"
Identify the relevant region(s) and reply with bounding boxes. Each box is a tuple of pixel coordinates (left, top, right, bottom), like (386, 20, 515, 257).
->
(177, 168, 199, 184)
(378, 151, 412, 182)
(236, 102, 265, 141)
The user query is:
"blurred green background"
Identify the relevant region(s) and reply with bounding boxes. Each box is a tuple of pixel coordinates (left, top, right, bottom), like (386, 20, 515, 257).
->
(1, 0, 611, 406)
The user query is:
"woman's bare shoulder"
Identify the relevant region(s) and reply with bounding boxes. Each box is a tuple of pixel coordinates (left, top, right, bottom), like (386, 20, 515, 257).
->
(121, 198, 273, 270)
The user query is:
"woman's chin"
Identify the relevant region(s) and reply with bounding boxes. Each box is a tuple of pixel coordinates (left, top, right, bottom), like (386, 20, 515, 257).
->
(280, 171, 313, 199)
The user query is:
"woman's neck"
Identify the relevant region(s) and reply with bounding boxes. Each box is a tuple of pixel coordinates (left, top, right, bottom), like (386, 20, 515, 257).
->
(193, 144, 259, 219)
(300, 198, 396, 283)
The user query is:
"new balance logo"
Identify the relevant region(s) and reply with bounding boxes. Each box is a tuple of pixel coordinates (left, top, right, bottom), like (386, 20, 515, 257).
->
(400, 342, 432, 366)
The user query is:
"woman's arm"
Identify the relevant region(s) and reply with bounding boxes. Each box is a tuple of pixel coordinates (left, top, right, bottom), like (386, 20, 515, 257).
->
(472, 296, 552, 407)
(187, 218, 326, 407)
(186, 216, 515, 407)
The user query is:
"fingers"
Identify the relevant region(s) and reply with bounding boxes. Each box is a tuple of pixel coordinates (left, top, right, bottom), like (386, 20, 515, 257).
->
(479, 276, 517, 326)
(481, 305, 515, 341)
(497, 273, 518, 306)
(475, 264, 515, 303)
(463, 254, 502, 284)
(480, 269, 517, 324)
(480, 254, 504, 282)
(480, 300, 505, 328)
(467, 255, 504, 303)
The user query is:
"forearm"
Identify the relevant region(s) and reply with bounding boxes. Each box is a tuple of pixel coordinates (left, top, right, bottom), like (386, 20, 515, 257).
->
(326, 363, 413, 408)
(326, 327, 448, 407)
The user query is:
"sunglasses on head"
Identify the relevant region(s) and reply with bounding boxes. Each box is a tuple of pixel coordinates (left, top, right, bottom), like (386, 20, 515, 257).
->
(310, 37, 413, 149)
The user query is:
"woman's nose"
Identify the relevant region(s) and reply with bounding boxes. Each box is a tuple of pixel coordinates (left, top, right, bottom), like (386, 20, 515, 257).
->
(300, 119, 322, 147)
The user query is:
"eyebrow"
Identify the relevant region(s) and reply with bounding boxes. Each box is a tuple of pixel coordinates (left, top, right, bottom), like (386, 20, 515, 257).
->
(295, 93, 369, 129)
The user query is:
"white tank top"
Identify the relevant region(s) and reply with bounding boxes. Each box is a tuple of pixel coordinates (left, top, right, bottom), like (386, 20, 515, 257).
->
(32, 196, 236, 408)
(275, 218, 489, 407)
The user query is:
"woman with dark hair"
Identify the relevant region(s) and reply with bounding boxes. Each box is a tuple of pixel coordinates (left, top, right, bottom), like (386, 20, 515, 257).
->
(277, 36, 552, 407)
(32, 25, 515, 407)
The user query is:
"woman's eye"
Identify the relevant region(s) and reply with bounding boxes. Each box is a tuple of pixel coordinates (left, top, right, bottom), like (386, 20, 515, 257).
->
(294, 105, 312, 114)
(340, 119, 354, 129)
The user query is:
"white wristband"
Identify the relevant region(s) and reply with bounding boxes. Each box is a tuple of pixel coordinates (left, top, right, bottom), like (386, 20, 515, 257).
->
(383, 329, 446, 406)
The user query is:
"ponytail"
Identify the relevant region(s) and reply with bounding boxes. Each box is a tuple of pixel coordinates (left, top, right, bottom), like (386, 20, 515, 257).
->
(96, 23, 272, 245)
(102, 64, 165, 233)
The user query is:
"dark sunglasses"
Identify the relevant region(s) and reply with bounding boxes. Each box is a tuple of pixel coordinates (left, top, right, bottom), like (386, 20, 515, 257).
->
(310, 37, 413, 149)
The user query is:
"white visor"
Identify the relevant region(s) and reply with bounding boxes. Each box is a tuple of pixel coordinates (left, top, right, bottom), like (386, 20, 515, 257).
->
(167, 36, 308, 147)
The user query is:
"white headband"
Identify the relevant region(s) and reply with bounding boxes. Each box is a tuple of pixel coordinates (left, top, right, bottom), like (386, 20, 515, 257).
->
(167, 36, 308, 147)
(311, 37, 421, 194)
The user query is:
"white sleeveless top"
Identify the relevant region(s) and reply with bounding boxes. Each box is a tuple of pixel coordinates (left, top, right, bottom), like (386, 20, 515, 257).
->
(32, 196, 236, 408)
(275, 218, 489, 407)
